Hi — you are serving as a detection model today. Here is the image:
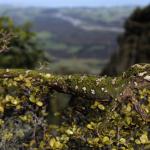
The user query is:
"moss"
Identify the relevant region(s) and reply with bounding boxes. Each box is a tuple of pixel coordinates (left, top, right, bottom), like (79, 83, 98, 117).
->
(0, 68, 128, 100)
(0, 64, 149, 149)
(124, 63, 150, 78)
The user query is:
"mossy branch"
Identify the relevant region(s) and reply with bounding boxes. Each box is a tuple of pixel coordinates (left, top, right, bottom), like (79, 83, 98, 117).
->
(0, 70, 124, 101)
(0, 63, 149, 102)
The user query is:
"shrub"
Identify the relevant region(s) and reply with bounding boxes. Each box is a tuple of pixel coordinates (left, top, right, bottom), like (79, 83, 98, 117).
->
(0, 64, 149, 149)
(0, 17, 47, 69)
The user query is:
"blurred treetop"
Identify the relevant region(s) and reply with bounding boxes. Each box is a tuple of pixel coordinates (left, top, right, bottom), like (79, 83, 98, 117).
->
(0, 17, 48, 69)
(102, 5, 150, 76)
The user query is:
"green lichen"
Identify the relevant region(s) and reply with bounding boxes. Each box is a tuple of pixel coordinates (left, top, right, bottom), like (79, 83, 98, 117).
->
(0, 64, 149, 149)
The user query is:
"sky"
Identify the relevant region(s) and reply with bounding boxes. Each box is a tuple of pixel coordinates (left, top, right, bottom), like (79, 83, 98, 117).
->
(0, 0, 149, 7)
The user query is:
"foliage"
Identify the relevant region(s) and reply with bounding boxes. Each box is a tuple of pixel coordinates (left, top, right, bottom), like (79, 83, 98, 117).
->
(102, 5, 150, 76)
(0, 17, 47, 69)
(0, 64, 149, 149)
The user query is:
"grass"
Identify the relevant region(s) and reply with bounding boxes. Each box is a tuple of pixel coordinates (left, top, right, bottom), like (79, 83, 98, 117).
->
(48, 58, 108, 75)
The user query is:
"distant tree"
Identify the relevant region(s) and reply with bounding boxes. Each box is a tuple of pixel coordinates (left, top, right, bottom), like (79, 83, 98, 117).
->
(0, 17, 48, 69)
(102, 5, 150, 76)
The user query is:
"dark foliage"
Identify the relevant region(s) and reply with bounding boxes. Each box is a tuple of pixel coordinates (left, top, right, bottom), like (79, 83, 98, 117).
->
(0, 17, 47, 69)
(102, 6, 150, 76)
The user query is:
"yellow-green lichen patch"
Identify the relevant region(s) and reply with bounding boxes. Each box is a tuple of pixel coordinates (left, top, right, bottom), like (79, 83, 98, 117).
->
(0, 64, 149, 149)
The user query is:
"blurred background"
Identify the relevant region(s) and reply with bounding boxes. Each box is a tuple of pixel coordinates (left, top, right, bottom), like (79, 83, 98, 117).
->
(0, 0, 150, 123)
(0, 0, 149, 76)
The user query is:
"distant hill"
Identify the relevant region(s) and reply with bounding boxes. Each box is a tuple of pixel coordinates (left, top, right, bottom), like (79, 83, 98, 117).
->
(0, 5, 135, 74)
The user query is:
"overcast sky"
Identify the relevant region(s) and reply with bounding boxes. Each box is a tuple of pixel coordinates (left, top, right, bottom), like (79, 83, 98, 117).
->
(0, 0, 149, 7)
